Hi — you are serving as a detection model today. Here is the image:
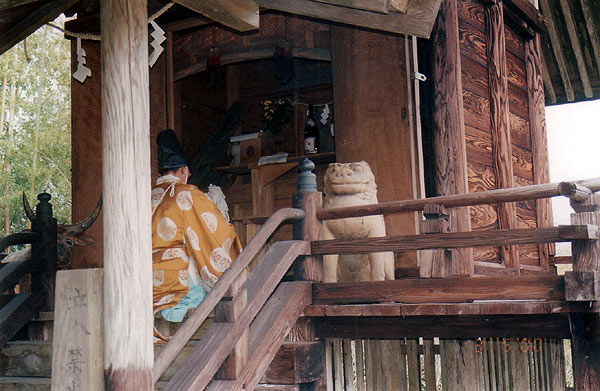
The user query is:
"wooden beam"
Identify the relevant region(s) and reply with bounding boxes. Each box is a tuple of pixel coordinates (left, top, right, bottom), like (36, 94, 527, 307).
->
(0, 293, 44, 349)
(255, 0, 442, 38)
(579, 0, 600, 91)
(540, 49, 557, 104)
(314, 314, 572, 339)
(569, 313, 600, 390)
(262, 342, 324, 384)
(0, 258, 36, 294)
(163, 16, 212, 32)
(526, 34, 553, 270)
(311, 0, 390, 14)
(173, 0, 259, 32)
(0, 0, 43, 12)
(316, 178, 600, 220)
(558, 0, 593, 98)
(312, 275, 565, 304)
(305, 301, 588, 317)
(101, 0, 153, 389)
(0, 0, 78, 56)
(173, 46, 331, 81)
(311, 225, 598, 255)
(503, 0, 548, 33)
(486, 2, 519, 270)
(539, 0, 574, 101)
(565, 271, 600, 301)
(430, 0, 472, 276)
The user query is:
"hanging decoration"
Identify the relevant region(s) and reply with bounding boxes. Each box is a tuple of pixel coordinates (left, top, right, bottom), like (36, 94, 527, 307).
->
(149, 21, 166, 68)
(73, 38, 92, 83)
(65, 2, 175, 82)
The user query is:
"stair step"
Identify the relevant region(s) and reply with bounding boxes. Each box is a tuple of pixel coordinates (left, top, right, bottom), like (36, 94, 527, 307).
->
(0, 376, 51, 391)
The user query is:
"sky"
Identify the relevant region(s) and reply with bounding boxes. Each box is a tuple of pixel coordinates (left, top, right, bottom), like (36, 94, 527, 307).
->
(545, 99, 600, 254)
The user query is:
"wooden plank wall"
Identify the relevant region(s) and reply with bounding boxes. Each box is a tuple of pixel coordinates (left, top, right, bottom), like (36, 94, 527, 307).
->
(457, 0, 544, 269)
(325, 337, 566, 390)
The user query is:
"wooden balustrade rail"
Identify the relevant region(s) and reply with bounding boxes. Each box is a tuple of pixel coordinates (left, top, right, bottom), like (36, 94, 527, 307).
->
(311, 225, 598, 255)
(316, 178, 600, 221)
(0, 232, 39, 254)
(153, 207, 305, 383)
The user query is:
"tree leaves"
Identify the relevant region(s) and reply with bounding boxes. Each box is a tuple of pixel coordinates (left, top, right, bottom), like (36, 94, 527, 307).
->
(0, 18, 71, 237)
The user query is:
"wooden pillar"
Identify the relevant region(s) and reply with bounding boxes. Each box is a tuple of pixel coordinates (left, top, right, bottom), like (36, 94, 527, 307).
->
(569, 194, 600, 390)
(431, 2, 477, 389)
(71, 39, 103, 269)
(30, 193, 58, 310)
(526, 34, 553, 270)
(330, 24, 420, 271)
(101, 0, 153, 389)
(431, 0, 473, 277)
(485, 2, 518, 270)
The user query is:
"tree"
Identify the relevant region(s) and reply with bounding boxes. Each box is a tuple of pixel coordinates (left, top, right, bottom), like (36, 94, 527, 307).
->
(0, 18, 71, 242)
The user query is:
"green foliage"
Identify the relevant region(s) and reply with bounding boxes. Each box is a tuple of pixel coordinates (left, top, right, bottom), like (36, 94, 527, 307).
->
(0, 18, 71, 237)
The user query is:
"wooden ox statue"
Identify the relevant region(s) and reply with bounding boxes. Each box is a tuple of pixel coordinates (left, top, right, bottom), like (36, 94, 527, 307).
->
(1, 193, 102, 269)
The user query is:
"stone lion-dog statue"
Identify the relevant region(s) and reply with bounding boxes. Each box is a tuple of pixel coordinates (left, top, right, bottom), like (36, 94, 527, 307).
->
(321, 161, 395, 282)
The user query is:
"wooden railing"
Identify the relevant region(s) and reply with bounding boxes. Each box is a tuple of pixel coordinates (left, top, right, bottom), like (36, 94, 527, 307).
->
(316, 178, 600, 220)
(0, 193, 57, 349)
(152, 207, 306, 384)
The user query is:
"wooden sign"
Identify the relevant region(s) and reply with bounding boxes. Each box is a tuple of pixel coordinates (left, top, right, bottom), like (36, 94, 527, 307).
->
(51, 269, 104, 391)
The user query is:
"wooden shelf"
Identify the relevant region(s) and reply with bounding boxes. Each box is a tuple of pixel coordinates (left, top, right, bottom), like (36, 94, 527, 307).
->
(216, 152, 335, 175)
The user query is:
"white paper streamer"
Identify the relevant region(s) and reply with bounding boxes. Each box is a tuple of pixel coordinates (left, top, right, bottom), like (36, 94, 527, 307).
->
(72, 38, 92, 83)
(149, 21, 166, 68)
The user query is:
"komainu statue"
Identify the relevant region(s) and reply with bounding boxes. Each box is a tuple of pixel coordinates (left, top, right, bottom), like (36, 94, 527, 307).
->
(321, 161, 394, 282)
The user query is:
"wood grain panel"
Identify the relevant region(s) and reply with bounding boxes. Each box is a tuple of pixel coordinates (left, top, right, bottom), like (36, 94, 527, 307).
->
(468, 162, 497, 192)
(474, 247, 499, 262)
(512, 145, 534, 181)
(470, 204, 499, 230)
(513, 175, 534, 188)
(516, 200, 537, 229)
(465, 127, 493, 167)
(508, 82, 529, 119)
(463, 89, 491, 132)
(459, 20, 487, 66)
(510, 112, 531, 150)
(506, 51, 527, 91)
(519, 244, 540, 266)
(504, 24, 525, 60)
(457, 0, 486, 32)
(462, 55, 490, 97)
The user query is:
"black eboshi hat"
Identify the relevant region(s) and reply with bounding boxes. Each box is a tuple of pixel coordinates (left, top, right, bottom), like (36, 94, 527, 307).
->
(157, 129, 188, 172)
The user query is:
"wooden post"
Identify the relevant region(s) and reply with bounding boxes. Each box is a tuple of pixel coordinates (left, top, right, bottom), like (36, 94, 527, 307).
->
(101, 0, 153, 389)
(30, 193, 57, 311)
(485, 2, 519, 271)
(568, 194, 600, 390)
(526, 32, 553, 270)
(431, 0, 473, 277)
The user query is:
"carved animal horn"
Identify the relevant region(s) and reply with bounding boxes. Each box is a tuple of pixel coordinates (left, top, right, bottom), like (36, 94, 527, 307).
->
(61, 194, 103, 235)
(22, 192, 35, 222)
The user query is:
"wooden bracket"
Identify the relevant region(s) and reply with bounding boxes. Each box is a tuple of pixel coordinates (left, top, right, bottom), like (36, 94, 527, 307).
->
(565, 271, 600, 301)
(420, 204, 449, 234)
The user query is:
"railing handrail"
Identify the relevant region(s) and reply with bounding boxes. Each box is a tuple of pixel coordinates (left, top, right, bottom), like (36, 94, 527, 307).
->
(152, 207, 306, 383)
(0, 231, 39, 254)
(316, 178, 600, 221)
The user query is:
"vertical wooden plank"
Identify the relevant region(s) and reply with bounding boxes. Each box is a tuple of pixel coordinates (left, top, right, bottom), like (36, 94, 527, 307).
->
(166, 31, 175, 130)
(101, 0, 153, 389)
(293, 190, 323, 281)
(326, 339, 334, 391)
(381, 340, 405, 391)
(441, 339, 481, 391)
(485, 2, 518, 270)
(488, 339, 498, 391)
(355, 340, 366, 391)
(423, 339, 436, 391)
(526, 34, 552, 270)
(52, 269, 104, 391)
(71, 40, 103, 269)
(548, 338, 566, 391)
(365, 340, 374, 391)
(333, 339, 344, 391)
(406, 339, 420, 391)
(510, 338, 530, 391)
(370, 341, 385, 391)
(431, 0, 473, 276)
(343, 339, 355, 391)
(330, 24, 419, 272)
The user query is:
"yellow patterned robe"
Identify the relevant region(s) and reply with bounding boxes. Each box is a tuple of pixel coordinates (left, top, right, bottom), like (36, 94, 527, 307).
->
(151, 175, 242, 319)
